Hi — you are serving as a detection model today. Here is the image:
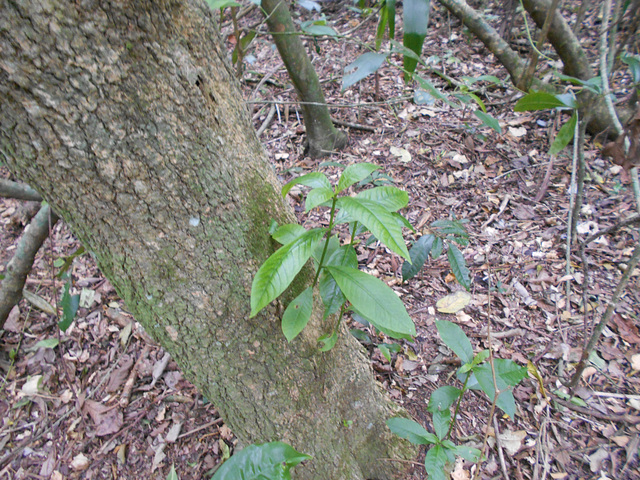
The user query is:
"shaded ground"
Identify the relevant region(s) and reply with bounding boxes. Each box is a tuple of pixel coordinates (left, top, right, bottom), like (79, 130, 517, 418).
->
(1, 2, 639, 479)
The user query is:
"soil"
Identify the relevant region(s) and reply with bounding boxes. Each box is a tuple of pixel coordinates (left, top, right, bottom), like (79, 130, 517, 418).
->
(1, 2, 639, 479)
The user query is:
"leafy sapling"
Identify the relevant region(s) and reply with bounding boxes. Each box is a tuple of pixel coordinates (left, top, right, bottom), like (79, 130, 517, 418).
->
(388, 320, 527, 479)
(402, 218, 471, 290)
(250, 163, 416, 348)
(211, 442, 310, 480)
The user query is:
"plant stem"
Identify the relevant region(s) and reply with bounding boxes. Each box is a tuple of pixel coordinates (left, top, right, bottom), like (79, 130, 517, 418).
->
(312, 196, 338, 287)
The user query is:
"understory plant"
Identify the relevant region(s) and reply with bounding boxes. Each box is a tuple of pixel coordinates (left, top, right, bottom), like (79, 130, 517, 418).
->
(388, 320, 528, 480)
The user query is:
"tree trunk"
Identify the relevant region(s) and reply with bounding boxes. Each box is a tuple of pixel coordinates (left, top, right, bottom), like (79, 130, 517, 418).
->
(0, 1, 414, 478)
(261, 0, 348, 157)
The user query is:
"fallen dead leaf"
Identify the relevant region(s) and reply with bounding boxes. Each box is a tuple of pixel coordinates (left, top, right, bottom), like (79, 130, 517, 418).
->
(436, 291, 472, 313)
(588, 447, 609, 473)
(82, 399, 123, 436)
(498, 430, 527, 456)
(70, 453, 91, 471)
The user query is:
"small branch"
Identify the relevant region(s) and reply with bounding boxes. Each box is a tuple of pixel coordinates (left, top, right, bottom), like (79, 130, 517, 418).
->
(0, 204, 59, 327)
(330, 117, 376, 132)
(0, 178, 42, 201)
(553, 396, 640, 424)
(256, 105, 276, 137)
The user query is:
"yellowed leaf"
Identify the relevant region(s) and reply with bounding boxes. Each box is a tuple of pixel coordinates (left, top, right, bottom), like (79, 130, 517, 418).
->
(436, 291, 472, 314)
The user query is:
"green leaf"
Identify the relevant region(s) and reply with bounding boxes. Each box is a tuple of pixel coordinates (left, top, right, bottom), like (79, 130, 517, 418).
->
(447, 243, 471, 290)
(336, 197, 410, 260)
(387, 0, 396, 40)
(59, 279, 80, 332)
(305, 187, 335, 212)
(205, 0, 241, 9)
(428, 386, 462, 413)
(403, 0, 431, 79)
(326, 266, 416, 339)
(454, 445, 482, 462)
(282, 287, 314, 342)
(386, 417, 437, 445)
(548, 112, 577, 156)
(356, 186, 409, 211)
(424, 445, 448, 480)
(415, 75, 456, 107)
(473, 110, 502, 133)
(33, 338, 59, 350)
(336, 163, 381, 193)
(318, 330, 338, 351)
(300, 22, 338, 37)
(166, 464, 179, 480)
(431, 236, 443, 258)
(493, 358, 528, 386)
(312, 237, 357, 269)
(472, 363, 518, 418)
(375, 3, 389, 51)
(430, 219, 469, 237)
(272, 224, 307, 245)
(435, 320, 474, 364)
(432, 409, 450, 440)
(282, 172, 331, 197)
(251, 229, 326, 317)
(621, 53, 640, 83)
(514, 91, 573, 111)
(402, 234, 435, 281)
(318, 272, 345, 317)
(211, 442, 311, 480)
(342, 53, 388, 91)
(378, 342, 402, 362)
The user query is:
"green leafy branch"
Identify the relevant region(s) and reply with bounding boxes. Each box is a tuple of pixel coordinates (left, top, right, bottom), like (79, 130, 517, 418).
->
(401, 218, 471, 290)
(250, 163, 416, 347)
(387, 320, 527, 480)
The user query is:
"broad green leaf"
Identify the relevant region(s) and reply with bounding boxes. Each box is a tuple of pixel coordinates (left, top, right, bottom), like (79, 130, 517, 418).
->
(548, 113, 577, 156)
(356, 186, 409, 211)
(305, 187, 335, 211)
(428, 386, 462, 413)
(318, 330, 338, 351)
(415, 75, 456, 107)
(424, 445, 448, 480)
(493, 358, 528, 386)
(393, 212, 415, 232)
(472, 363, 518, 418)
(282, 172, 331, 197)
(556, 72, 602, 94)
(435, 320, 473, 364)
(402, 234, 435, 281)
(447, 244, 471, 290)
(59, 280, 80, 332)
(205, 0, 241, 9)
(312, 237, 357, 269)
(297, 0, 321, 11)
(454, 445, 482, 462)
(431, 219, 468, 237)
(211, 442, 311, 480)
(272, 224, 307, 245)
(514, 91, 573, 111)
(386, 417, 437, 445)
(326, 266, 416, 339)
(474, 110, 502, 133)
(282, 287, 314, 342)
(300, 23, 338, 37)
(318, 272, 345, 318)
(431, 236, 443, 258)
(350, 328, 371, 344)
(166, 464, 179, 480)
(403, 0, 431, 79)
(33, 338, 59, 350)
(378, 342, 402, 362)
(432, 409, 450, 440)
(336, 163, 381, 193)
(342, 53, 388, 91)
(621, 53, 640, 83)
(336, 197, 410, 260)
(251, 229, 326, 317)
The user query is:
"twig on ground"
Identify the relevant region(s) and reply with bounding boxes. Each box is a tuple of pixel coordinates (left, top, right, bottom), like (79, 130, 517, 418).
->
(493, 416, 510, 480)
(119, 345, 151, 408)
(256, 105, 277, 137)
(331, 117, 376, 132)
(553, 396, 640, 424)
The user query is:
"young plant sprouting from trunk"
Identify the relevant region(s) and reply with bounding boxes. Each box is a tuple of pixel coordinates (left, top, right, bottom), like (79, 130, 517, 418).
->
(250, 163, 416, 348)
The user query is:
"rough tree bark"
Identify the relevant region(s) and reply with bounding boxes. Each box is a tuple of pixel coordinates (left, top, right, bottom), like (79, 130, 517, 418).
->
(261, 0, 347, 157)
(0, 1, 413, 478)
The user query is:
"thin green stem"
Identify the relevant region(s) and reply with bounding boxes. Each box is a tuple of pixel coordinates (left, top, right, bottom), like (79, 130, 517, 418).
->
(445, 373, 470, 440)
(312, 196, 338, 287)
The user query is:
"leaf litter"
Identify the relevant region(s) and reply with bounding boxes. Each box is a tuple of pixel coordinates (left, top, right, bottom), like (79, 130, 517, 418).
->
(1, 2, 639, 479)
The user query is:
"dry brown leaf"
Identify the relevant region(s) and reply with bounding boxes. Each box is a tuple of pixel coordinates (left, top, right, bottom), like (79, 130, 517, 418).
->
(106, 357, 134, 393)
(82, 399, 123, 436)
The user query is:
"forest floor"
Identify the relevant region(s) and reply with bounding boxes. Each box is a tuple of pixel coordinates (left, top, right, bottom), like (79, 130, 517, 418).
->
(1, 2, 639, 480)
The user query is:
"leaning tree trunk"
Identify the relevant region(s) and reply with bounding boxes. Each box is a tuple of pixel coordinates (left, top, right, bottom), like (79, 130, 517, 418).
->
(0, 1, 414, 478)
(261, 0, 347, 157)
